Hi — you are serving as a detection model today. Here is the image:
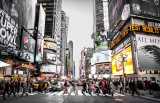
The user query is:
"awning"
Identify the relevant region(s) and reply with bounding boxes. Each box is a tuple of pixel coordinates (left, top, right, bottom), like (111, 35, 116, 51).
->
(0, 61, 10, 68)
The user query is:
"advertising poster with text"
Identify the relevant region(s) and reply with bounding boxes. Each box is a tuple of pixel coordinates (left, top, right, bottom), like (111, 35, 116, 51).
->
(112, 46, 134, 75)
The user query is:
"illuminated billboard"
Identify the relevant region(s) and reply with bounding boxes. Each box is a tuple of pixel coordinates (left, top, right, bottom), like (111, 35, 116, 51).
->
(91, 50, 111, 65)
(112, 46, 134, 75)
(35, 4, 46, 62)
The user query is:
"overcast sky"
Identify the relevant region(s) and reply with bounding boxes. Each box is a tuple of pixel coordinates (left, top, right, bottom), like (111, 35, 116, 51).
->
(62, 0, 93, 79)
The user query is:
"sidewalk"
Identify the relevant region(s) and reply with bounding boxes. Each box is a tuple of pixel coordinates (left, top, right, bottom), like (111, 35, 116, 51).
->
(138, 90, 160, 102)
(114, 89, 160, 102)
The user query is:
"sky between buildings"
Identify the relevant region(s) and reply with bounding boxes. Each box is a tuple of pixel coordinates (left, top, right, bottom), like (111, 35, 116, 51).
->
(62, 0, 94, 79)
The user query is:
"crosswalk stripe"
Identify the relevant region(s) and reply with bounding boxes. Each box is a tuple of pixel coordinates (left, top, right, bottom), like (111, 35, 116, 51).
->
(41, 91, 126, 97)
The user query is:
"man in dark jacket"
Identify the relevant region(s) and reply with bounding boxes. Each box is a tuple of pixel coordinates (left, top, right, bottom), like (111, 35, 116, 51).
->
(2, 79, 10, 100)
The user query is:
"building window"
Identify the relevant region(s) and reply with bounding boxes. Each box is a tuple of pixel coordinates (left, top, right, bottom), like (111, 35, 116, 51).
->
(154, 70, 158, 74)
(149, 71, 152, 74)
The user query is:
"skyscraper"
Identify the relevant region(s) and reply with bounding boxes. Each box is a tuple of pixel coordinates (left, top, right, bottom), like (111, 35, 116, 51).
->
(93, 0, 109, 33)
(61, 11, 69, 74)
(92, 0, 109, 51)
(67, 41, 73, 77)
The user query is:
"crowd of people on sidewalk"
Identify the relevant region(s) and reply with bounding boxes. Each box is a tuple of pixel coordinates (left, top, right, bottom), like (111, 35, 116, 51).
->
(81, 78, 113, 96)
(112, 78, 160, 96)
(0, 77, 33, 100)
(1, 76, 160, 100)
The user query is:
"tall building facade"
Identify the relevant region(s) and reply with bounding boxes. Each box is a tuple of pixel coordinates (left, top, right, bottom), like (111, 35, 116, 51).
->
(54, 0, 62, 66)
(92, 0, 109, 51)
(109, 0, 160, 81)
(0, 0, 47, 78)
(61, 11, 69, 75)
(38, 0, 56, 38)
(79, 48, 94, 79)
(38, 0, 63, 75)
(67, 41, 73, 77)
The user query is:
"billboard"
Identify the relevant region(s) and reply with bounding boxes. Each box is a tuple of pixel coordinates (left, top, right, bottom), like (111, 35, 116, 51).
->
(35, 5, 46, 62)
(41, 65, 57, 73)
(0, 8, 18, 49)
(112, 46, 134, 75)
(43, 40, 57, 51)
(136, 33, 160, 70)
(91, 50, 112, 65)
(19, 28, 35, 62)
(21, 29, 35, 53)
(95, 31, 108, 50)
(108, 0, 126, 30)
(130, 0, 160, 19)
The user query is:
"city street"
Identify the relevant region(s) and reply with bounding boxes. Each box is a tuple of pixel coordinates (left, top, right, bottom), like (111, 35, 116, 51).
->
(0, 92, 159, 103)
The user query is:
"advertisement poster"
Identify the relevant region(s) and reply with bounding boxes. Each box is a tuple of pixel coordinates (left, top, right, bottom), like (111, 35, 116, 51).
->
(36, 5, 46, 62)
(136, 33, 160, 70)
(20, 29, 35, 62)
(91, 50, 111, 65)
(0, 8, 18, 49)
(131, 0, 160, 18)
(108, 0, 126, 30)
(0, 0, 18, 22)
(112, 46, 134, 75)
(95, 31, 108, 50)
(21, 29, 35, 53)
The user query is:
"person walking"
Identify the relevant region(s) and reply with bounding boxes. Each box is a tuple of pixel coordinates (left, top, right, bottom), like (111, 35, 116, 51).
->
(82, 80, 87, 95)
(69, 81, 78, 95)
(21, 79, 29, 96)
(9, 79, 16, 97)
(63, 80, 68, 95)
(130, 79, 139, 96)
(2, 79, 10, 100)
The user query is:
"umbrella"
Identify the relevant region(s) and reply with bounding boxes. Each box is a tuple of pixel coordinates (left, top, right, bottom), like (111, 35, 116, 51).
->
(0, 61, 10, 68)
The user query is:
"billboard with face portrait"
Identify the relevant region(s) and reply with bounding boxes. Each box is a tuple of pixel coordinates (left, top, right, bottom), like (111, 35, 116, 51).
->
(130, 0, 160, 19)
(136, 33, 160, 70)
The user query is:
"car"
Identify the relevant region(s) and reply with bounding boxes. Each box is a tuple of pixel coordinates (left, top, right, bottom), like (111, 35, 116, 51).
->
(49, 81, 63, 92)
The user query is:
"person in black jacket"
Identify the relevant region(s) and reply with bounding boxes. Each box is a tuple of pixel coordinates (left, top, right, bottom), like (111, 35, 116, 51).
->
(2, 79, 10, 100)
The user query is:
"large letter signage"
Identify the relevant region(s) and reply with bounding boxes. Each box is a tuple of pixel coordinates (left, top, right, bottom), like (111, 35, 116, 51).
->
(0, 9, 18, 49)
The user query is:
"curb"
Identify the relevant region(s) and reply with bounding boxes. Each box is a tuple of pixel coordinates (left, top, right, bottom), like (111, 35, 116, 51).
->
(138, 95, 160, 102)
(114, 90, 160, 102)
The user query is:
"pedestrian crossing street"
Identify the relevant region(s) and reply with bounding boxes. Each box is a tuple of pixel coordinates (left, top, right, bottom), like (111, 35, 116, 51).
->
(1, 91, 125, 97)
(45, 90, 125, 97)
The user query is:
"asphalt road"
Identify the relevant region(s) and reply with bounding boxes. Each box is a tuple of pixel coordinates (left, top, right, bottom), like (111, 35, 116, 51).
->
(0, 93, 159, 103)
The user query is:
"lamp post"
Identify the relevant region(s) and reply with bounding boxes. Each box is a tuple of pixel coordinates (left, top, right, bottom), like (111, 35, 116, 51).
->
(121, 54, 127, 92)
(65, 48, 69, 77)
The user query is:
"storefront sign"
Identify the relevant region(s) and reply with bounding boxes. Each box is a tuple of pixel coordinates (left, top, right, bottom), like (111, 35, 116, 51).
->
(136, 33, 160, 70)
(19, 51, 34, 62)
(111, 24, 160, 48)
(0, 9, 18, 49)
(21, 63, 34, 69)
(44, 40, 57, 50)
(112, 46, 134, 75)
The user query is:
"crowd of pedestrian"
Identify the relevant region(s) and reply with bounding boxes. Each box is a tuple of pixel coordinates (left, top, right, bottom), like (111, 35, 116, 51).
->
(0, 77, 33, 100)
(81, 78, 114, 96)
(112, 78, 160, 96)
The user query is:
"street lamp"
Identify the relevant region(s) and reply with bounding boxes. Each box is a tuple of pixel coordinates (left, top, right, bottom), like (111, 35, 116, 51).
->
(121, 54, 127, 92)
(65, 48, 69, 77)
